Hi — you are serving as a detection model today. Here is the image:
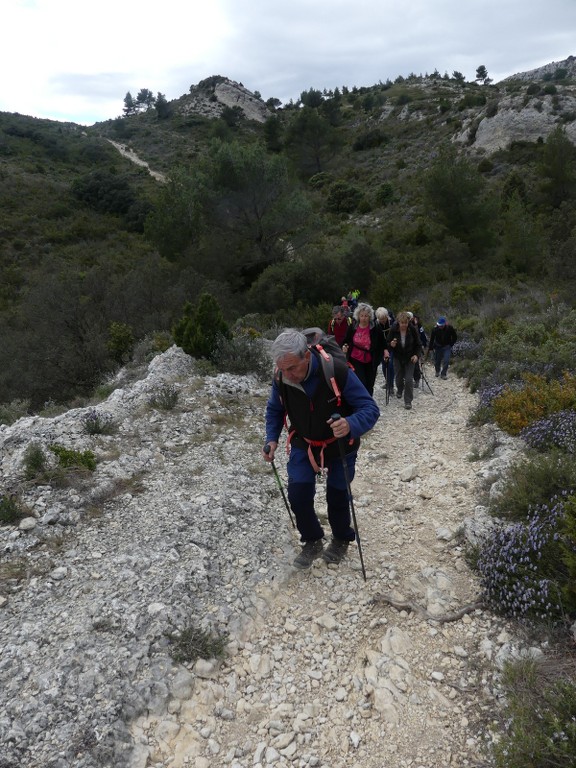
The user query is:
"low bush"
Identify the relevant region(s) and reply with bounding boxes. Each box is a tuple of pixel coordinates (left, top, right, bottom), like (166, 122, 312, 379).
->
(148, 384, 179, 410)
(0, 494, 27, 525)
(81, 409, 115, 435)
(49, 444, 97, 472)
(477, 495, 575, 620)
(325, 181, 364, 213)
(494, 658, 576, 768)
(212, 333, 271, 380)
(0, 398, 30, 425)
(23, 442, 48, 480)
(166, 625, 229, 664)
(492, 373, 576, 435)
(490, 450, 576, 521)
(520, 409, 576, 453)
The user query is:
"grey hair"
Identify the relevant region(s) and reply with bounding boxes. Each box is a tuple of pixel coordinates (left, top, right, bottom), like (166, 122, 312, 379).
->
(375, 306, 388, 321)
(353, 302, 374, 322)
(271, 329, 308, 364)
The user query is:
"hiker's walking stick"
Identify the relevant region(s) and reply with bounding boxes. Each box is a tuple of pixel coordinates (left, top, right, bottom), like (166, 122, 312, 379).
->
(419, 360, 434, 395)
(384, 359, 391, 406)
(264, 444, 296, 528)
(330, 414, 367, 582)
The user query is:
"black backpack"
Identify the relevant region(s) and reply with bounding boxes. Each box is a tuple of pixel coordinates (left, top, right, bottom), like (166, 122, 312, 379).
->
(302, 327, 349, 408)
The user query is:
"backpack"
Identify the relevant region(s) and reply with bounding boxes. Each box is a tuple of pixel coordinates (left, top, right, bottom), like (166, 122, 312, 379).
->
(302, 327, 349, 408)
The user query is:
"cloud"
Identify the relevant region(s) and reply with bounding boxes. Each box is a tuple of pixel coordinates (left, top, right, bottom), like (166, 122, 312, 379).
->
(1, 0, 575, 124)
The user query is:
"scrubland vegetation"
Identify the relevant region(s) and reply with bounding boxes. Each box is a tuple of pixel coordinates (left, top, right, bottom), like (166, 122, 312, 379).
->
(2, 68, 576, 765)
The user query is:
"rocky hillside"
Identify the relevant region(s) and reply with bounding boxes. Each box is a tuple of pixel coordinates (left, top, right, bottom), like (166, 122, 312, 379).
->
(0, 346, 534, 768)
(172, 75, 270, 122)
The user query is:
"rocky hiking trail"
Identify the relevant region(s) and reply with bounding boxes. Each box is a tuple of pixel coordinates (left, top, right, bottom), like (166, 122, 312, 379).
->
(136, 366, 512, 768)
(1, 349, 521, 768)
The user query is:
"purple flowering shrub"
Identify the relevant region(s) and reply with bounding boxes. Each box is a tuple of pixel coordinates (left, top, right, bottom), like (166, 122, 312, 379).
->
(81, 408, 114, 435)
(477, 495, 576, 620)
(452, 338, 481, 359)
(520, 410, 576, 454)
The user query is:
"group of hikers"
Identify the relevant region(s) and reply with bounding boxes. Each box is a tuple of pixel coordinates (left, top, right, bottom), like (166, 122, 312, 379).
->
(328, 301, 457, 405)
(263, 295, 457, 571)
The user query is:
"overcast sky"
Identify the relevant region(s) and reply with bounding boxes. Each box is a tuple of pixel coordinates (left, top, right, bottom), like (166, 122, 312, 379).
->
(2, 0, 575, 126)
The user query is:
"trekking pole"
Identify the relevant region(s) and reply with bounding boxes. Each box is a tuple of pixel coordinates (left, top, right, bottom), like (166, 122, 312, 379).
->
(419, 360, 434, 395)
(330, 414, 367, 582)
(384, 360, 390, 406)
(264, 444, 296, 529)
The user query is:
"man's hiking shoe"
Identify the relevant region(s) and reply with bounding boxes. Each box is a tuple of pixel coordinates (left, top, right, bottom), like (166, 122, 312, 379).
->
(396, 391, 403, 399)
(322, 538, 349, 564)
(441, 373, 447, 379)
(405, 403, 412, 410)
(293, 540, 324, 569)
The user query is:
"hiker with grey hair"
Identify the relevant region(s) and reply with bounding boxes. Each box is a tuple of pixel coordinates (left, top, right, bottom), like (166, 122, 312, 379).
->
(375, 306, 394, 394)
(263, 329, 380, 569)
(342, 302, 384, 396)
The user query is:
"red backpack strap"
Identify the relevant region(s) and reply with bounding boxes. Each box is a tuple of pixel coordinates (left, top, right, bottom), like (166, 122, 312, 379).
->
(314, 343, 342, 407)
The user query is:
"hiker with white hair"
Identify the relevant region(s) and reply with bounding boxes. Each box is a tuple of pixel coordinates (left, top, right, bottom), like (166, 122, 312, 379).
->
(342, 302, 384, 396)
(263, 329, 380, 569)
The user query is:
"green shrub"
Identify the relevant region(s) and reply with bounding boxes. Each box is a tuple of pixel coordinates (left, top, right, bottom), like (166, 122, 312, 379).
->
(23, 442, 48, 480)
(166, 625, 229, 664)
(0, 494, 27, 525)
(0, 398, 30, 425)
(173, 293, 231, 360)
(50, 444, 97, 471)
(325, 181, 364, 213)
(375, 182, 395, 206)
(308, 171, 332, 189)
(212, 333, 271, 380)
(490, 450, 576, 521)
(493, 659, 576, 768)
(352, 129, 388, 151)
(107, 322, 134, 364)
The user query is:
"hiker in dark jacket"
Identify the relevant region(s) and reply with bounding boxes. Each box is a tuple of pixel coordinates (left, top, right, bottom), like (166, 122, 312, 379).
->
(375, 307, 394, 394)
(428, 316, 457, 379)
(411, 314, 428, 388)
(264, 329, 380, 569)
(342, 302, 384, 396)
(387, 311, 422, 410)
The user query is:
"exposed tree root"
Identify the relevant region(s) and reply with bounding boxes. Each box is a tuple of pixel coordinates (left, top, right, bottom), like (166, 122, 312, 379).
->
(370, 592, 484, 623)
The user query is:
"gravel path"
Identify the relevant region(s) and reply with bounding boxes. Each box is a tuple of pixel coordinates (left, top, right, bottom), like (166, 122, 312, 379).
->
(1, 351, 516, 768)
(137, 365, 509, 768)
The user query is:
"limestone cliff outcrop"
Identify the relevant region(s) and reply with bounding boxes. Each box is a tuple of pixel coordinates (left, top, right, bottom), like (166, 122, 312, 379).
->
(174, 75, 270, 123)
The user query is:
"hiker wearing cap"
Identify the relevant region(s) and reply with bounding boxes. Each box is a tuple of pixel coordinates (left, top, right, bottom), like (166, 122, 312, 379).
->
(387, 311, 422, 410)
(342, 302, 384, 396)
(428, 316, 457, 379)
(264, 329, 380, 569)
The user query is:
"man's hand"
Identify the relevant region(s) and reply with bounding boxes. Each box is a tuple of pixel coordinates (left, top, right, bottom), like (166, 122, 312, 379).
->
(328, 417, 350, 439)
(263, 442, 278, 461)
(410, 354, 418, 363)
